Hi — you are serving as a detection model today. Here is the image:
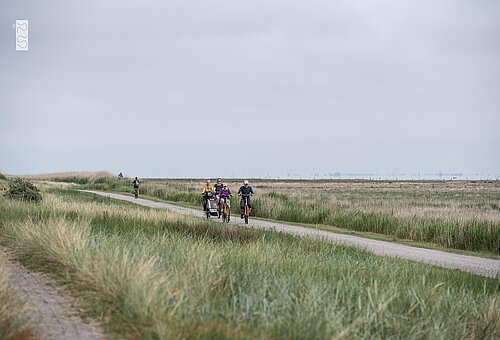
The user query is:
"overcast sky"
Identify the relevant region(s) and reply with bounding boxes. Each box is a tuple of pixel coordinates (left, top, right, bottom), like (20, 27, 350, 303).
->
(1, 0, 499, 178)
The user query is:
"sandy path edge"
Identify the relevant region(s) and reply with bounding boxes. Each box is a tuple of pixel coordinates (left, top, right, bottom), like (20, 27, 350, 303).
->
(81, 190, 500, 278)
(1, 249, 104, 339)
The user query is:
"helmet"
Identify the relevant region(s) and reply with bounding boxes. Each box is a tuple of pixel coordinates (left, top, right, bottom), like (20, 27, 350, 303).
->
(223, 183, 227, 188)
(217, 178, 222, 183)
(207, 179, 211, 184)
(244, 180, 249, 185)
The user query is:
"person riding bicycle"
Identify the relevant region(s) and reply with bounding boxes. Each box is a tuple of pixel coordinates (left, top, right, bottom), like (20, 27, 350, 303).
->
(219, 183, 232, 209)
(238, 180, 254, 218)
(214, 178, 224, 211)
(133, 177, 140, 199)
(214, 178, 223, 196)
(201, 180, 215, 211)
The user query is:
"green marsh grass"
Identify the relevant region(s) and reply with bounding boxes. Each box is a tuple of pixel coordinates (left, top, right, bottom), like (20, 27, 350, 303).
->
(0, 190, 499, 338)
(74, 177, 500, 254)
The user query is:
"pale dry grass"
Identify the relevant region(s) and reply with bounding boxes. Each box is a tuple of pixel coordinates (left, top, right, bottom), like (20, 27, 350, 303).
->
(3, 216, 183, 338)
(23, 171, 113, 181)
(144, 179, 500, 223)
(43, 193, 188, 225)
(318, 194, 500, 223)
(1, 201, 237, 338)
(35, 181, 79, 190)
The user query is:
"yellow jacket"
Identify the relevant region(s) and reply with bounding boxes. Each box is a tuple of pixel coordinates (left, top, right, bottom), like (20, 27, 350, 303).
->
(202, 184, 214, 194)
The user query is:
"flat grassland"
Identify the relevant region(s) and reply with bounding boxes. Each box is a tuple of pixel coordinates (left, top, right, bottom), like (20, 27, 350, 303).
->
(0, 178, 499, 339)
(75, 176, 500, 255)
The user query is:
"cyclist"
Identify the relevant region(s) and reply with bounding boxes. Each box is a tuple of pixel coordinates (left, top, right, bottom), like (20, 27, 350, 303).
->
(238, 180, 254, 218)
(219, 183, 232, 210)
(133, 177, 140, 198)
(214, 178, 224, 196)
(214, 178, 224, 213)
(201, 180, 215, 211)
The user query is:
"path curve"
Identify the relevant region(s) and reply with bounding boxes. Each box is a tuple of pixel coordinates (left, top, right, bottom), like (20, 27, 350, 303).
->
(3, 250, 104, 339)
(82, 190, 500, 278)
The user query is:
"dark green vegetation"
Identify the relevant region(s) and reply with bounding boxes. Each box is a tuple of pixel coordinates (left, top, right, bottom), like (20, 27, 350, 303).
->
(4, 177, 42, 203)
(0, 186, 499, 339)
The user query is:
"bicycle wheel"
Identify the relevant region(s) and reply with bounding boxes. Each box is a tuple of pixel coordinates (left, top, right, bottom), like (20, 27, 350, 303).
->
(243, 204, 247, 224)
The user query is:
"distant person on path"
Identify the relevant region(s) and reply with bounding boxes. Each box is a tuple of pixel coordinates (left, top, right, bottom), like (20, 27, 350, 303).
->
(133, 177, 140, 198)
(201, 180, 215, 211)
(238, 180, 254, 218)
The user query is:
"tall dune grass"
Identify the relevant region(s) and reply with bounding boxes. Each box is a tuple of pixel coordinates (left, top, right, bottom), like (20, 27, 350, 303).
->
(0, 192, 499, 338)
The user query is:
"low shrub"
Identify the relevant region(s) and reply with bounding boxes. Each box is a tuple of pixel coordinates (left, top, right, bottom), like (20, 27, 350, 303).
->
(4, 178, 42, 203)
(0, 173, 7, 180)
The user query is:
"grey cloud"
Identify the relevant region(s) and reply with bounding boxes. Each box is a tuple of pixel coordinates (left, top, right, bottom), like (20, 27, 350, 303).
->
(1, 0, 499, 177)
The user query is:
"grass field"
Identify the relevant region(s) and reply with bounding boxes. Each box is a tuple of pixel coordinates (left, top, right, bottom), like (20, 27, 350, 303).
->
(0, 179, 499, 339)
(54, 174, 500, 255)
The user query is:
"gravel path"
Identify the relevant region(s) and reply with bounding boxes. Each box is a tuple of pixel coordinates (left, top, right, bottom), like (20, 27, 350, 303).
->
(82, 190, 500, 278)
(3, 250, 104, 340)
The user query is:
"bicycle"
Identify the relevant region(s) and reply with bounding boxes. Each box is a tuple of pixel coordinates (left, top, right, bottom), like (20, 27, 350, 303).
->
(216, 195, 222, 219)
(220, 197, 231, 223)
(241, 194, 251, 224)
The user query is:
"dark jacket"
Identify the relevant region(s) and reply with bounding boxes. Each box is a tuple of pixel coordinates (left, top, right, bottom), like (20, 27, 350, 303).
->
(214, 183, 224, 194)
(238, 185, 254, 196)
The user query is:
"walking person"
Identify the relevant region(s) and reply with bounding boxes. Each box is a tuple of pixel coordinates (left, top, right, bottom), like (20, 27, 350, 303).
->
(133, 177, 140, 198)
